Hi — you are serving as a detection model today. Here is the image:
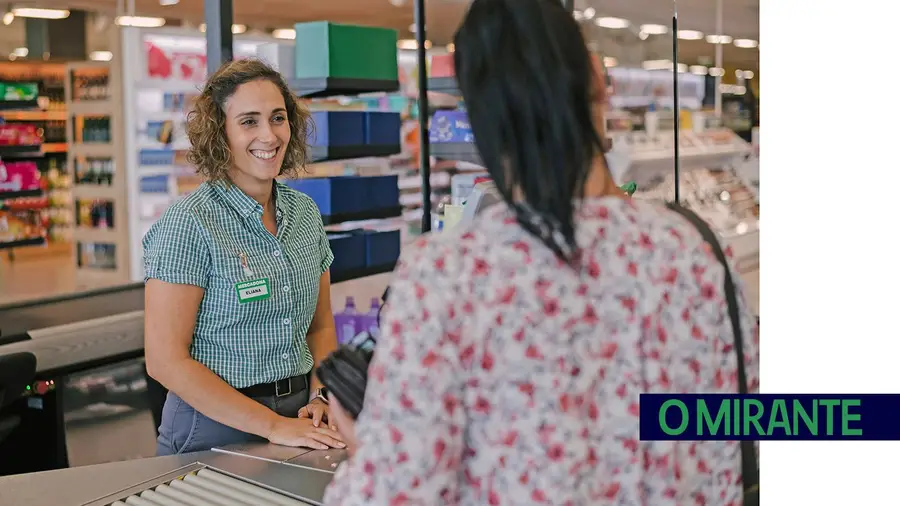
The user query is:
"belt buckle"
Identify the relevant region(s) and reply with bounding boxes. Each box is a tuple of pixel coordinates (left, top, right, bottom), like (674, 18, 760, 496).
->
(275, 378, 292, 398)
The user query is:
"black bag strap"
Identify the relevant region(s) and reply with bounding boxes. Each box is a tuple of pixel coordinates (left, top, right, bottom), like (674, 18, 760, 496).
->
(665, 202, 760, 502)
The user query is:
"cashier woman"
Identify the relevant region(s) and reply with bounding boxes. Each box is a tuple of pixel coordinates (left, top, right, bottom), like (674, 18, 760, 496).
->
(142, 59, 345, 455)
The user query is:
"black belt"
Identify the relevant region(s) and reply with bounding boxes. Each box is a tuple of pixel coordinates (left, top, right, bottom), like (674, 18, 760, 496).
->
(238, 375, 308, 398)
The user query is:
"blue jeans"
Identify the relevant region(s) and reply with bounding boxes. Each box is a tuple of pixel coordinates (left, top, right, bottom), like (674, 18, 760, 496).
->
(156, 380, 310, 456)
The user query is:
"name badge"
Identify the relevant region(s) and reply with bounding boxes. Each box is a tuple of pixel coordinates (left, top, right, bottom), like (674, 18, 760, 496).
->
(235, 278, 271, 303)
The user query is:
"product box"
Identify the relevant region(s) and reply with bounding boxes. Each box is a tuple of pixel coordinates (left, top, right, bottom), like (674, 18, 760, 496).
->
(363, 112, 401, 146)
(0, 82, 39, 102)
(294, 22, 398, 82)
(430, 110, 474, 143)
(328, 232, 367, 273)
(0, 161, 41, 192)
(430, 54, 455, 78)
(284, 176, 366, 216)
(307, 111, 366, 147)
(0, 124, 41, 146)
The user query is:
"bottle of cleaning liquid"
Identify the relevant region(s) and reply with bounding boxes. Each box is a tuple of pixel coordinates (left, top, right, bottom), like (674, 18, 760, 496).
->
(356, 298, 381, 339)
(333, 297, 359, 345)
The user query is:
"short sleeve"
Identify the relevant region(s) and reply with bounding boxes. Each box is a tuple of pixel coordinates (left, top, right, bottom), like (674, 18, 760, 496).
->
(320, 225, 334, 274)
(142, 206, 211, 288)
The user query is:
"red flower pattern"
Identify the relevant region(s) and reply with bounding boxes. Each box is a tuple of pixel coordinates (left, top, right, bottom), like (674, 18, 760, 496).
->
(325, 197, 759, 505)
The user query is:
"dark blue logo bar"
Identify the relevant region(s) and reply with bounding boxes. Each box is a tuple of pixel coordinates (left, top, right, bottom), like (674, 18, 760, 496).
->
(639, 394, 900, 440)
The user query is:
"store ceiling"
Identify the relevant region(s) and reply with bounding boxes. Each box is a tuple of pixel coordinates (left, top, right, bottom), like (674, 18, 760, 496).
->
(0, 0, 758, 70)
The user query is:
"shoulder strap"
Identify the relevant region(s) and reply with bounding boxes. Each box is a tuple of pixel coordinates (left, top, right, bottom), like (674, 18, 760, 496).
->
(665, 202, 760, 501)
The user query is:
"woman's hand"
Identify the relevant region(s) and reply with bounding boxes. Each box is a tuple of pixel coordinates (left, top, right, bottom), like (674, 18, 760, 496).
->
(267, 416, 345, 450)
(298, 398, 336, 430)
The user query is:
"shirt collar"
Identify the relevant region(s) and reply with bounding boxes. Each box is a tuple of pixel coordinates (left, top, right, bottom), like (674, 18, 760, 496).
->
(213, 180, 288, 219)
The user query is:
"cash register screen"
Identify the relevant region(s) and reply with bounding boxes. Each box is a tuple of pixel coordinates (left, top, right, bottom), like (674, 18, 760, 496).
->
(62, 358, 158, 467)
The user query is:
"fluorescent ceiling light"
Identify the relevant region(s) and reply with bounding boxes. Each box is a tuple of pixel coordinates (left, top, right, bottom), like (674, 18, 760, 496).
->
(90, 51, 113, 62)
(689, 65, 708, 76)
(199, 23, 246, 34)
(640, 24, 668, 35)
(734, 38, 759, 48)
(709, 67, 725, 77)
(677, 29, 704, 40)
(446, 43, 455, 53)
(595, 17, 630, 29)
(642, 59, 672, 71)
(582, 7, 596, 19)
(116, 16, 166, 27)
(272, 28, 295, 40)
(603, 56, 617, 68)
(12, 47, 27, 57)
(159, 0, 179, 5)
(706, 34, 733, 44)
(397, 39, 417, 50)
(677, 63, 688, 73)
(11, 7, 69, 19)
(573, 10, 584, 21)
(2, 12, 14, 25)
(741, 70, 755, 79)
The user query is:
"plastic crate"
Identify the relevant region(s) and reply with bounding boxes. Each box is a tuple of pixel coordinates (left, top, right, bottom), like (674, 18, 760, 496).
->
(307, 111, 365, 147)
(364, 112, 401, 146)
(283, 177, 366, 216)
(328, 232, 367, 274)
(363, 175, 400, 210)
(294, 22, 398, 81)
(363, 229, 401, 267)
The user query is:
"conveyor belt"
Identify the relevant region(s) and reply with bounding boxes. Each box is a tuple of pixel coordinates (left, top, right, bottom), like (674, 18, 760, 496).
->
(0, 283, 145, 337)
(96, 465, 314, 506)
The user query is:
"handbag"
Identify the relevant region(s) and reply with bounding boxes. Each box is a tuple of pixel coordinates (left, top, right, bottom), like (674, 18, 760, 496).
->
(665, 202, 760, 506)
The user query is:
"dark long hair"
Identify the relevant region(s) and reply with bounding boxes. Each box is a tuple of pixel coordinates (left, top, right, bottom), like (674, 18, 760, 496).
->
(316, 346, 374, 420)
(453, 0, 604, 263)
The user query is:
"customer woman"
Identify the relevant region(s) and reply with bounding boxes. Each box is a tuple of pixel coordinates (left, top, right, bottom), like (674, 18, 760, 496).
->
(325, 0, 759, 504)
(143, 59, 344, 455)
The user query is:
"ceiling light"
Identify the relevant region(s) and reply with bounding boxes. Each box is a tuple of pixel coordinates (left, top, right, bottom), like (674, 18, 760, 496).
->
(446, 43, 455, 53)
(116, 16, 165, 27)
(573, 10, 584, 21)
(640, 24, 668, 35)
(709, 67, 725, 77)
(397, 39, 417, 50)
(595, 17, 630, 29)
(159, 0, 179, 5)
(583, 7, 596, 19)
(677, 30, 703, 40)
(199, 23, 245, 34)
(603, 56, 618, 68)
(389, 0, 406, 5)
(272, 28, 295, 39)
(677, 63, 688, 73)
(741, 70, 755, 79)
(11, 7, 69, 19)
(690, 65, 708, 76)
(734, 38, 758, 49)
(12, 47, 27, 57)
(2, 12, 13, 25)
(706, 34, 733, 44)
(90, 51, 113, 62)
(638, 31, 649, 40)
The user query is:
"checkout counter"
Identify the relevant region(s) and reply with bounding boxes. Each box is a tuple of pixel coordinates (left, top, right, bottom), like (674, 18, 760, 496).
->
(0, 442, 343, 505)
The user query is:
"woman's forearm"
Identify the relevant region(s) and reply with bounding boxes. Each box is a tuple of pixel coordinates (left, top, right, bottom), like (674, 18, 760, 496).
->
(307, 326, 338, 391)
(150, 357, 280, 438)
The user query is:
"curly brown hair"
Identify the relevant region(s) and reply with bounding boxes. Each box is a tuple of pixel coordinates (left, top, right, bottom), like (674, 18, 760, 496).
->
(185, 58, 311, 181)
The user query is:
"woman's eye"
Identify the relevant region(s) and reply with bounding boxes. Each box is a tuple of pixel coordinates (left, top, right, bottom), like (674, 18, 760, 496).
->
(272, 115, 285, 123)
(241, 119, 257, 126)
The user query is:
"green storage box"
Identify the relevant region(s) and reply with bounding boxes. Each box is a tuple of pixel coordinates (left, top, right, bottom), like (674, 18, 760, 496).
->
(294, 22, 398, 82)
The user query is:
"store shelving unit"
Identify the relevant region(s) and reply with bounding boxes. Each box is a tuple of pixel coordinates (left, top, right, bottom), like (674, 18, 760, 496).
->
(65, 59, 129, 284)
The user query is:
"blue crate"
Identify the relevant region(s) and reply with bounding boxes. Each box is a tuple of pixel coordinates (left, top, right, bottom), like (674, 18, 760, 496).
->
(283, 176, 366, 216)
(328, 232, 367, 274)
(364, 112, 401, 146)
(363, 175, 399, 210)
(363, 229, 401, 267)
(139, 174, 169, 193)
(307, 111, 365, 147)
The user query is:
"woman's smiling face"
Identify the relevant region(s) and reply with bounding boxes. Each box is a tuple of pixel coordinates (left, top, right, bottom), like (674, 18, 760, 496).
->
(224, 78, 291, 185)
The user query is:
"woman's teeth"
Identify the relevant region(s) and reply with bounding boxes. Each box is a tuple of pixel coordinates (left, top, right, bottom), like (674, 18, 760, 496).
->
(251, 149, 277, 160)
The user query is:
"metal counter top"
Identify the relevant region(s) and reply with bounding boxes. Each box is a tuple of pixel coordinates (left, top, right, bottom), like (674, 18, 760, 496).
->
(0, 443, 345, 506)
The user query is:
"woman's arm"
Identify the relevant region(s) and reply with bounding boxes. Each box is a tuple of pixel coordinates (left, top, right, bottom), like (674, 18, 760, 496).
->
(306, 270, 338, 391)
(144, 279, 280, 437)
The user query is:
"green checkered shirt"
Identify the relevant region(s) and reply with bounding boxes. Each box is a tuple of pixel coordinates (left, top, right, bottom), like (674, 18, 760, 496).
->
(142, 181, 334, 388)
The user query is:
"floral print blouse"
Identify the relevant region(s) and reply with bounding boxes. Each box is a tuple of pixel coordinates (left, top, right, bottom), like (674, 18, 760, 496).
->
(325, 197, 760, 505)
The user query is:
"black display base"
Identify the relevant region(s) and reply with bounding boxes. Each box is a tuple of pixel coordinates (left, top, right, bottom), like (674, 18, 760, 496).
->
(0, 188, 43, 200)
(0, 99, 39, 111)
(309, 144, 402, 163)
(431, 142, 483, 166)
(0, 145, 42, 157)
(0, 237, 45, 250)
(427, 77, 461, 97)
(290, 78, 400, 98)
(322, 206, 402, 226)
(332, 262, 397, 284)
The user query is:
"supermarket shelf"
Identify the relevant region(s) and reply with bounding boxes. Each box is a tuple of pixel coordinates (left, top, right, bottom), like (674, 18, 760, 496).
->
(290, 77, 399, 98)
(332, 261, 396, 284)
(427, 77, 461, 97)
(0, 110, 67, 121)
(310, 144, 401, 163)
(42, 142, 67, 154)
(0, 188, 43, 200)
(431, 142, 483, 166)
(0, 99, 39, 111)
(0, 144, 43, 157)
(0, 237, 45, 250)
(322, 205, 403, 226)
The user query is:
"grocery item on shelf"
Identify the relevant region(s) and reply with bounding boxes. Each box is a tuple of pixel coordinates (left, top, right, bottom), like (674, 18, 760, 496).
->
(334, 296, 382, 345)
(430, 110, 473, 143)
(0, 160, 41, 192)
(0, 209, 44, 243)
(0, 82, 39, 101)
(0, 123, 41, 146)
(77, 242, 116, 270)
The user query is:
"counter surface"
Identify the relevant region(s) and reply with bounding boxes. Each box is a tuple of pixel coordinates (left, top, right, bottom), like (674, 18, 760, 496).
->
(0, 443, 345, 506)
